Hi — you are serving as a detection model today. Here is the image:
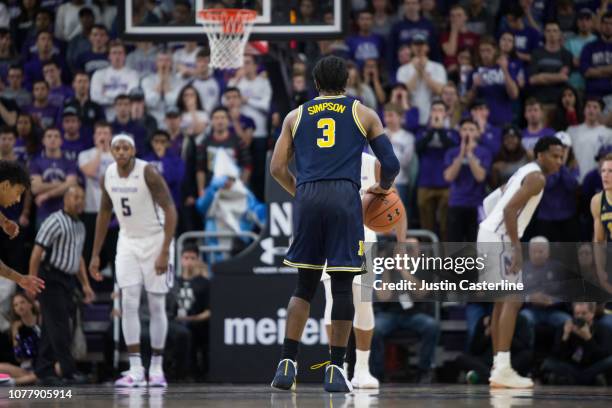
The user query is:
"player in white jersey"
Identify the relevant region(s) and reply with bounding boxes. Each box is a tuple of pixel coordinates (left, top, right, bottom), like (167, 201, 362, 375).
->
(321, 152, 406, 388)
(89, 134, 177, 388)
(477, 136, 563, 389)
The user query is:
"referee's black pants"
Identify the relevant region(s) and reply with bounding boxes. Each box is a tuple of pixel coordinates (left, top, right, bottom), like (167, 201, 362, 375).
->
(35, 265, 77, 379)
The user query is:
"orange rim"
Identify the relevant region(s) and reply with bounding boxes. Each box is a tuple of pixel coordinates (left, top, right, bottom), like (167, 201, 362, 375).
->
(197, 8, 257, 34)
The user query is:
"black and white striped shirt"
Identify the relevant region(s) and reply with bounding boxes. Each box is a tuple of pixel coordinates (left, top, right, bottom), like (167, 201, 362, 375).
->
(35, 210, 86, 275)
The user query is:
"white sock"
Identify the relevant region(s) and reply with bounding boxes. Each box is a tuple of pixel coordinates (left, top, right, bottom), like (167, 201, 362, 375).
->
(355, 350, 370, 370)
(151, 355, 163, 374)
(129, 353, 143, 375)
(496, 351, 510, 369)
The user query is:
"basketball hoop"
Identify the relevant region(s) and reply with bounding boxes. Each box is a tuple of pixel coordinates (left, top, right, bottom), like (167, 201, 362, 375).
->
(197, 8, 258, 69)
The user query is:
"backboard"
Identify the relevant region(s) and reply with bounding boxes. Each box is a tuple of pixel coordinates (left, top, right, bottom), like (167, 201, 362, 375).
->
(119, 0, 347, 42)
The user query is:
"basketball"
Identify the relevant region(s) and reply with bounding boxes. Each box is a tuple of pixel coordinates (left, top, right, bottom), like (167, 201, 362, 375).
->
(362, 190, 405, 233)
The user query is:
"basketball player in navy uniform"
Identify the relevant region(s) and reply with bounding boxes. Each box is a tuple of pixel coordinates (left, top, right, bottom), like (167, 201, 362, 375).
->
(591, 153, 612, 295)
(89, 134, 177, 387)
(269, 56, 400, 393)
(0, 161, 45, 293)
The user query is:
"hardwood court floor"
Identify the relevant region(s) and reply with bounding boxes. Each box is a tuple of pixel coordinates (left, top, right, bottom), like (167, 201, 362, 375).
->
(2, 384, 612, 407)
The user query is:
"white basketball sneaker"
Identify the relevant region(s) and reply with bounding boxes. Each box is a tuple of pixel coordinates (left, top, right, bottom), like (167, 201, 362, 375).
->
(351, 368, 380, 389)
(489, 366, 533, 389)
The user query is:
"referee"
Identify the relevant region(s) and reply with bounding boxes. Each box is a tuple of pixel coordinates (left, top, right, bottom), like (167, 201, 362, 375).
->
(28, 186, 95, 384)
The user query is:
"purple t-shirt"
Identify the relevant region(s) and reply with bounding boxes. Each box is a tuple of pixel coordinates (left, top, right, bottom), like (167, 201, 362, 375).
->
(390, 17, 437, 68)
(29, 153, 77, 220)
(537, 166, 579, 221)
(521, 127, 555, 151)
(76, 51, 110, 76)
(416, 128, 459, 188)
(62, 132, 94, 163)
(143, 151, 186, 208)
(346, 33, 385, 67)
(444, 145, 492, 207)
(479, 124, 503, 157)
(25, 104, 61, 129)
(468, 66, 518, 126)
(229, 114, 256, 135)
(49, 85, 74, 109)
(580, 39, 612, 98)
(511, 26, 542, 56)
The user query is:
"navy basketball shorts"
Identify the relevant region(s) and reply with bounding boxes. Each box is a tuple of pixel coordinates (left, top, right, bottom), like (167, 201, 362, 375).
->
(284, 179, 365, 274)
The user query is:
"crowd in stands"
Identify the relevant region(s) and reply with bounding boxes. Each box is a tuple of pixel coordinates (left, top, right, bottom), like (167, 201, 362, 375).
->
(0, 0, 611, 384)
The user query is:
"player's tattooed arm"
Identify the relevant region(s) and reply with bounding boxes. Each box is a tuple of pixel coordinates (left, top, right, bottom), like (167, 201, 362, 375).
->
(144, 164, 177, 253)
(270, 109, 297, 196)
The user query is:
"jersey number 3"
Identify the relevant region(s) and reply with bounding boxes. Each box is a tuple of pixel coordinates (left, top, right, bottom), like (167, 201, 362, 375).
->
(317, 118, 336, 148)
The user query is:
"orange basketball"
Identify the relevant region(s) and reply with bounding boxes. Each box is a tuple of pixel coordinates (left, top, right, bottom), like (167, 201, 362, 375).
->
(362, 190, 405, 233)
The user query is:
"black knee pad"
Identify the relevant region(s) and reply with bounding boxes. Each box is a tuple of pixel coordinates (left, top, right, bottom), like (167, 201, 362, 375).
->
(330, 273, 355, 321)
(293, 268, 323, 302)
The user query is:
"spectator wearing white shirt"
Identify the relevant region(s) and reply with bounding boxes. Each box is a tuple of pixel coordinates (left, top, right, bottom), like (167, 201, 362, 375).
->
(396, 33, 447, 126)
(54, 0, 101, 42)
(77, 121, 115, 267)
(190, 48, 220, 117)
(228, 54, 272, 200)
(568, 98, 612, 182)
(90, 40, 139, 121)
(173, 42, 200, 80)
(141, 49, 185, 127)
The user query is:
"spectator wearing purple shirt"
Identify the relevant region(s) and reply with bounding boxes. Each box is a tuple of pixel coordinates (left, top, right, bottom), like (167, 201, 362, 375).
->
(389, 0, 438, 71)
(466, 36, 520, 127)
(346, 9, 386, 69)
(60, 106, 93, 163)
(580, 11, 612, 102)
(129, 87, 158, 140)
(415, 100, 458, 241)
(522, 98, 555, 156)
(23, 31, 64, 89)
(222, 87, 256, 148)
(444, 118, 492, 242)
(528, 22, 573, 106)
(75, 24, 110, 76)
(502, 5, 542, 64)
(387, 83, 420, 133)
(111, 94, 148, 157)
(534, 132, 580, 242)
(20, 9, 63, 63)
(43, 61, 74, 109)
(25, 80, 61, 130)
(144, 130, 186, 210)
(14, 113, 42, 165)
(469, 99, 503, 158)
(164, 106, 199, 233)
(29, 127, 78, 227)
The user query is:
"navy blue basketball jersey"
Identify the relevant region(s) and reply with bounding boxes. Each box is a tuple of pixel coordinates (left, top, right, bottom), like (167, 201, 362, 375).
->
(601, 192, 612, 241)
(292, 95, 367, 187)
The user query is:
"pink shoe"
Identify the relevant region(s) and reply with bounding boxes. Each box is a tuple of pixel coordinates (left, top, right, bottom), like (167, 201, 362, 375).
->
(0, 373, 14, 386)
(114, 372, 147, 388)
(148, 373, 167, 388)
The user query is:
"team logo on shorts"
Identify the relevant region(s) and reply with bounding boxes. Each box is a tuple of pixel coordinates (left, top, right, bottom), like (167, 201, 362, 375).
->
(358, 240, 365, 256)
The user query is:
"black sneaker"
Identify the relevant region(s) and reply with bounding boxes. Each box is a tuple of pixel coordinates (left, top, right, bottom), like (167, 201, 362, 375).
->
(324, 364, 353, 393)
(271, 359, 297, 391)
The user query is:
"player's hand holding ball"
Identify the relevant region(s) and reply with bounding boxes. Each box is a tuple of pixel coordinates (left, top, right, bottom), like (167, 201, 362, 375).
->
(155, 250, 169, 275)
(363, 185, 406, 233)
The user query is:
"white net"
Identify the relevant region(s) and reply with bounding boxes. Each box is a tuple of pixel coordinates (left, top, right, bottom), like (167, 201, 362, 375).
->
(198, 9, 257, 69)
